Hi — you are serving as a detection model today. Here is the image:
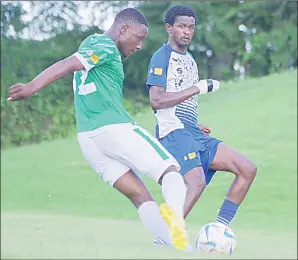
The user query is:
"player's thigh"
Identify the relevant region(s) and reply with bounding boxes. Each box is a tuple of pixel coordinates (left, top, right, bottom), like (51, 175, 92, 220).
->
(77, 134, 130, 186)
(159, 128, 202, 177)
(209, 142, 257, 177)
(183, 166, 206, 188)
(92, 124, 180, 182)
(125, 125, 180, 181)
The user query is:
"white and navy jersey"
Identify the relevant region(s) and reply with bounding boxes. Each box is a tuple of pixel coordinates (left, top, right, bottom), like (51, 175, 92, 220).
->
(146, 44, 200, 139)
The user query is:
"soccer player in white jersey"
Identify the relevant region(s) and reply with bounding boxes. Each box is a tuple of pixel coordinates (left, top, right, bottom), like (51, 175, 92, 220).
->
(146, 5, 257, 246)
(7, 8, 191, 252)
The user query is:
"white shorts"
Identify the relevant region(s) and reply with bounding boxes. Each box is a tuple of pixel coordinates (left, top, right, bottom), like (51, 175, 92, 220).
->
(77, 123, 180, 186)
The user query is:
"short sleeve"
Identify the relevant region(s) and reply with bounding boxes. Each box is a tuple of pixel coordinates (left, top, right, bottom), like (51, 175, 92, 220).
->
(74, 35, 117, 71)
(146, 49, 169, 90)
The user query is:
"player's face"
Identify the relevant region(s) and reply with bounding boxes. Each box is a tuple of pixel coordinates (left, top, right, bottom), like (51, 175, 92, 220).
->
(119, 22, 148, 58)
(166, 16, 195, 50)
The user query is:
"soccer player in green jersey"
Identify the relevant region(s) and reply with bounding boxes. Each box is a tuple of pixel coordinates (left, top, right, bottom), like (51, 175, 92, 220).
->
(7, 8, 191, 252)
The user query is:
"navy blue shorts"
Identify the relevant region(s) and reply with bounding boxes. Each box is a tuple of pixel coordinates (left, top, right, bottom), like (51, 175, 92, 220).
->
(159, 127, 221, 185)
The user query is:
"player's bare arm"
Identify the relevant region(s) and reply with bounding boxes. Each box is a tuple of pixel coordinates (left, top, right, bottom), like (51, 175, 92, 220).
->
(149, 79, 220, 110)
(149, 86, 213, 134)
(7, 55, 84, 101)
(149, 85, 199, 110)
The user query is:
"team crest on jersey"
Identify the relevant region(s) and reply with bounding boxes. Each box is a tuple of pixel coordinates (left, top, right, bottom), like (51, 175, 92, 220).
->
(90, 54, 100, 64)
(183, 152, 197, 161)
(154, 68, 163, 75)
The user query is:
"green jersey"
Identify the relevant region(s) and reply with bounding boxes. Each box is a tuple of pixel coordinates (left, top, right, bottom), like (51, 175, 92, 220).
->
(73, 34, 135, 133)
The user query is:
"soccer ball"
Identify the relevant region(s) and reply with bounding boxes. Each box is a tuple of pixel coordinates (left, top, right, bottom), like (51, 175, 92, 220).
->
(195, 222, 236, 255)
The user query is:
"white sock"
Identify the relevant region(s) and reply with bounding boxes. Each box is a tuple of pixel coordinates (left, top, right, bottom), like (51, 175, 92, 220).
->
(138, 201, 172, 245)
(161, 172, 186, 219)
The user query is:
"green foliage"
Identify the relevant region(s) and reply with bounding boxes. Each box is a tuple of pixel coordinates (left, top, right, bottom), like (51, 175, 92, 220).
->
(1, 37, 75, 148)
(1, 1, 27, 38)
(27, 1, 82, 38)
(229, 1, 298, 76)
(1, 28, 92, 148)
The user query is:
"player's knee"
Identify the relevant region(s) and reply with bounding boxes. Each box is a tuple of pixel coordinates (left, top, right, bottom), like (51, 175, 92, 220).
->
(186, 179, 206, 196)
(185, 173, 206, 197)
(127, 188, 154, 208)
(184, 167, 206, 194)
(248, 163, 257, 181)
(243, 161, 257, 183)
(198, 182, 207, 191)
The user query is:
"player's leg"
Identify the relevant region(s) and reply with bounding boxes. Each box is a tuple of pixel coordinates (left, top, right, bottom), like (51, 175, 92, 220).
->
(158, 129, 207, 219)
(128, 127, 187, 225)
(113, 169, 153, 207)
(209, 142, 257, 226)
(77, 133, 173, 247)
(112, 170, 172, 245)
(92, 124, 190, 251)
(183, 166, 206, 218)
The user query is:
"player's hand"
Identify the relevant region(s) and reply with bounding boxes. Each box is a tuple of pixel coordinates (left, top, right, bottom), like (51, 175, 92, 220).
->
(196, 79, 220, 95)
(198, 124, 212, 135)
(7, 83, 36, 101)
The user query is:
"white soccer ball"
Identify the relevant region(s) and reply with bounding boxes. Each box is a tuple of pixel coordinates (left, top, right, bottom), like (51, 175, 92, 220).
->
(195, 222, 236, 255)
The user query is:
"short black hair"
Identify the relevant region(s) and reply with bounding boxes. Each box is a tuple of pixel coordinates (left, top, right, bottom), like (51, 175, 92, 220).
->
(165, 5, 198, 25)
(115, 8, 148, 27)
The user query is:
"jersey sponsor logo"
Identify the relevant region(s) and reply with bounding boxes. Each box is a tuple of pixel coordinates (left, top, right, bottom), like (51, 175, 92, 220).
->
(154, 68, 163, 75)
(90, 54, 100, 64)
(177, 67, 183, 74)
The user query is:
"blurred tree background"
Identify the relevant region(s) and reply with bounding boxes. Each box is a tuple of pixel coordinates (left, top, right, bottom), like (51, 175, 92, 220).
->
(1, 1, 297, 148)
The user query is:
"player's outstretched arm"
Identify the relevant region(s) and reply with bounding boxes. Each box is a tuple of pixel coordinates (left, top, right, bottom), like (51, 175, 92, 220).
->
(149, 85, 199, 110)
(149, 79, 220, 110)
(7, 55, 84, 101)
